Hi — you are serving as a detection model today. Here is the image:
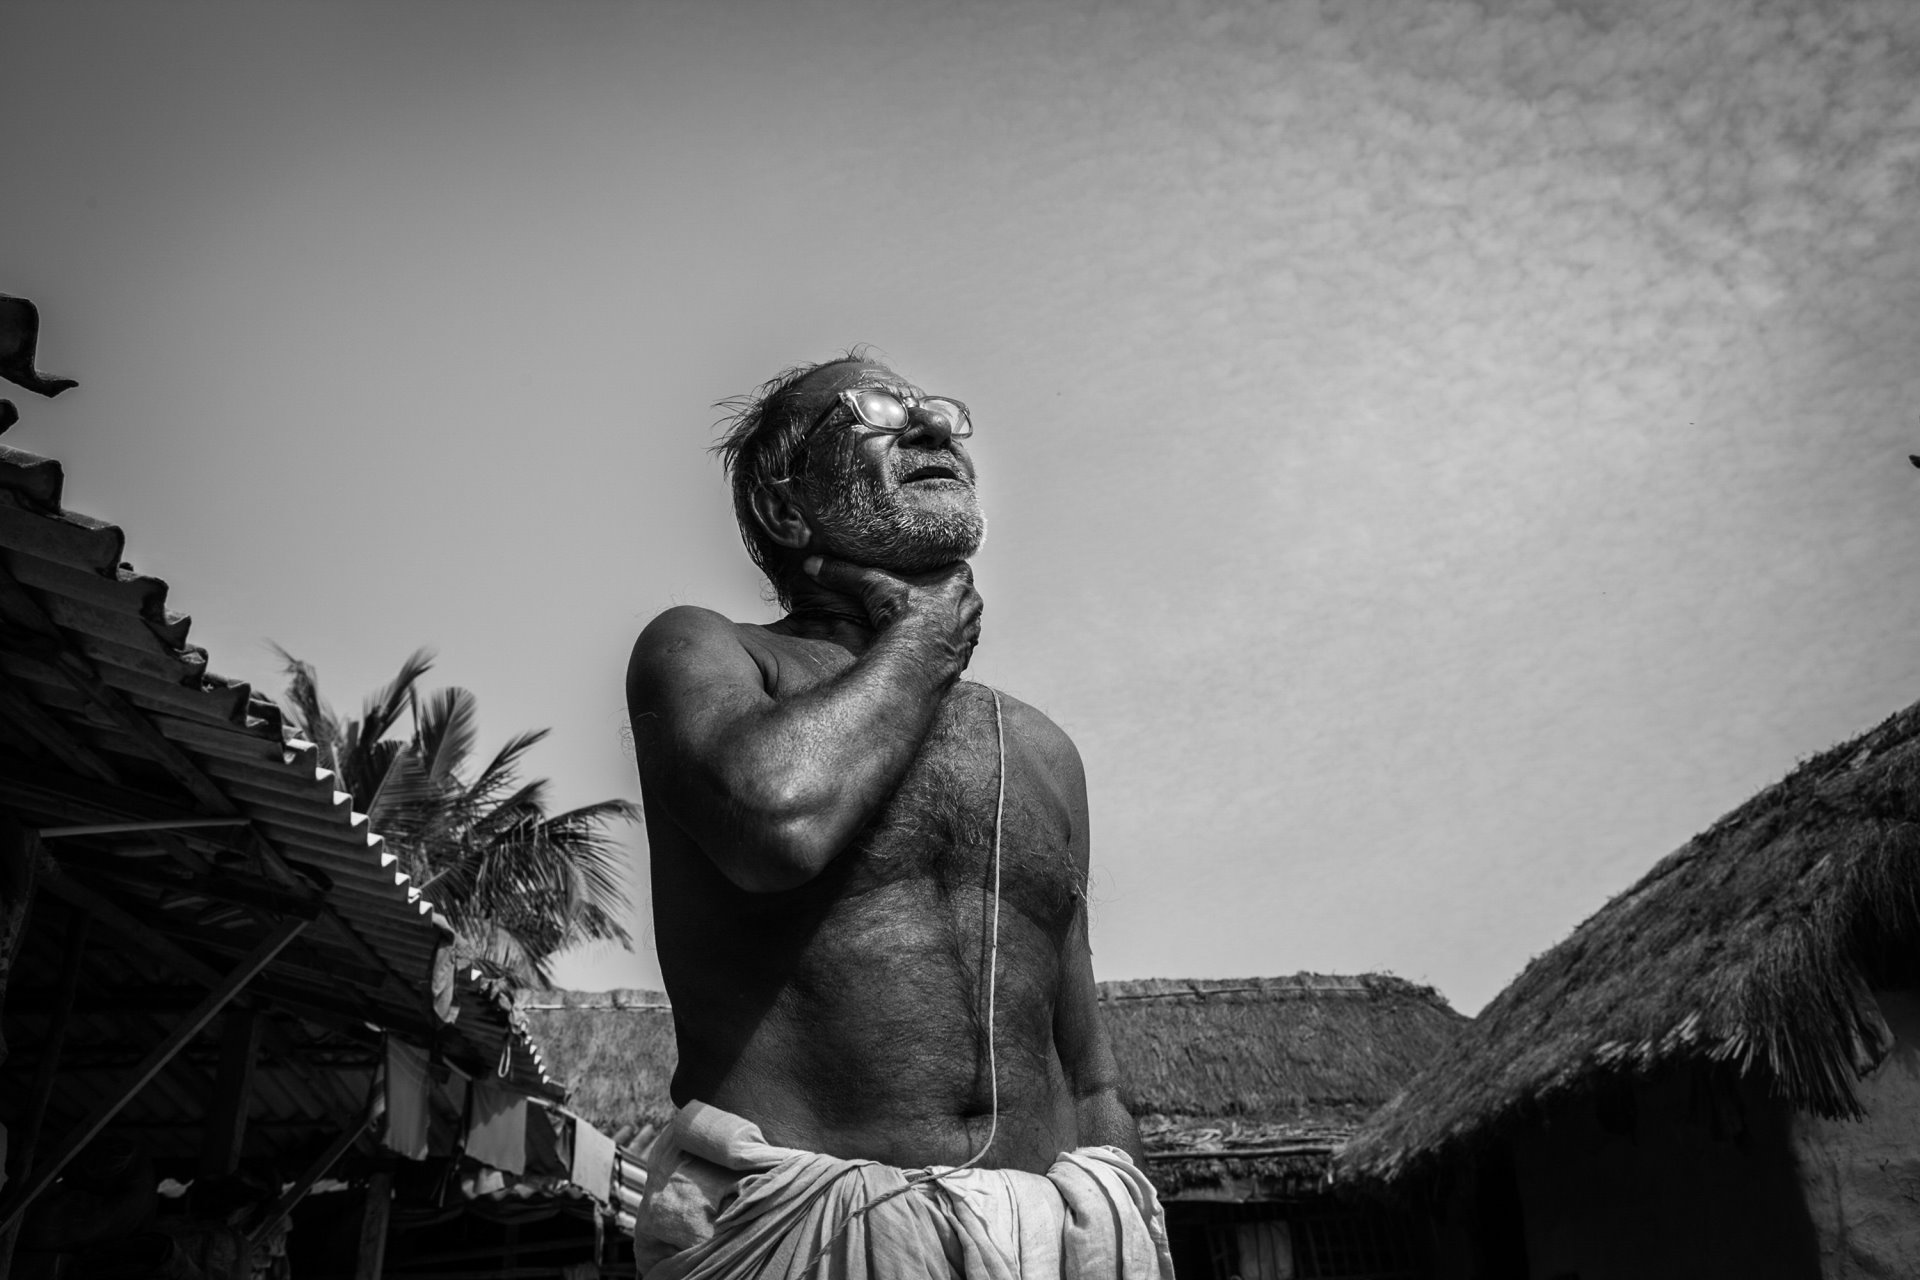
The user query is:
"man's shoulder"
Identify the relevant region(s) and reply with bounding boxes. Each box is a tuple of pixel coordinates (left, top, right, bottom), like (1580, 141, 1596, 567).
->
(637, 603, 745, 645)
(628, 605, 763, 688)
(633, 603, 730, 658)
(629, 605, 812, 692)
(633, 606, 809, 661)
(978, 685, 1084, 779)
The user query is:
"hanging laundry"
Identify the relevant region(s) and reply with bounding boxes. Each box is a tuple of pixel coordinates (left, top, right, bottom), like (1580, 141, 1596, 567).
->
(429, 1069, 470, 1159)
(383, 1038, 432, 1160)
(571, 1118, 617, 1206)
(465, 1081, 529, 1175)
(526, 1102, 573, 1178)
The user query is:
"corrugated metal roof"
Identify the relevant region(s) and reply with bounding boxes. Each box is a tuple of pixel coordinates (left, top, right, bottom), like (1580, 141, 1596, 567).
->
(0, 441, 557, 1112)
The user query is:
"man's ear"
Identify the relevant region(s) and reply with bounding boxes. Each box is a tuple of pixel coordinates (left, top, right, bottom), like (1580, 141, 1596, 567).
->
(750, 480, 813, 551)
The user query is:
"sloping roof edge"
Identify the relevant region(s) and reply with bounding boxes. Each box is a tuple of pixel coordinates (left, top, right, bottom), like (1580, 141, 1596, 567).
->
(1338, 698, 1920, 1186)
(0, 442, 557, 1096)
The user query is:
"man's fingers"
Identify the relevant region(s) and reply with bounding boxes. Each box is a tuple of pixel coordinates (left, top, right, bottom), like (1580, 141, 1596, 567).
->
(804, 555, 979, 645)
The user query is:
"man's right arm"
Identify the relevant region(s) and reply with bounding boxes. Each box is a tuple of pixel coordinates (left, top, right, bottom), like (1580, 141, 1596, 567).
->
(626, 561, 980, 892)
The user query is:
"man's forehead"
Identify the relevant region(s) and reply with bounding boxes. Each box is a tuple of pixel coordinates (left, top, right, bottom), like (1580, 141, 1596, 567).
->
(792, 360, 924, 409)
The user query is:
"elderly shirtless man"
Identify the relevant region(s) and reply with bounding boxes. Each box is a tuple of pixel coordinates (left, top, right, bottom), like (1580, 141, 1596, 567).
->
(625, 355, 1172, 1280)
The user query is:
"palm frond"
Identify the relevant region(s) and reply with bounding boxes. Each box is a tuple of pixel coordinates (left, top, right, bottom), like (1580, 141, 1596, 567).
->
(271, 643, 342, 770)
(567, 901, 635, 949)
(538, 801, 641, 916)
(277, 647, 636, 998)
(416, 686, 480, 783)
(367, 741, 436, 832)
(469, 779, 551, 837)
(359, 647, 436, 744)
(469, 729, 552, 806)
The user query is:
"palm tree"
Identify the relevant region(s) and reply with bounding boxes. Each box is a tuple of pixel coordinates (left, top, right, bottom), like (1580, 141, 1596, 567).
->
(274, 645, 636, 991)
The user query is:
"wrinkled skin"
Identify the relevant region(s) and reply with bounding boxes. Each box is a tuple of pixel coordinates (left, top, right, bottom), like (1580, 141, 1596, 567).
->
(628, 361, 1141, 1172)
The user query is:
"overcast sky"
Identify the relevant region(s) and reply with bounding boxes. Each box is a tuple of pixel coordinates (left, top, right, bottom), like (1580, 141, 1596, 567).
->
(7, 0, 1920, 1013)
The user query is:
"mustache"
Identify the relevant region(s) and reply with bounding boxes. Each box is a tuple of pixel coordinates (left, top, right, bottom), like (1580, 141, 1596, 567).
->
(799, 462, 974, 498)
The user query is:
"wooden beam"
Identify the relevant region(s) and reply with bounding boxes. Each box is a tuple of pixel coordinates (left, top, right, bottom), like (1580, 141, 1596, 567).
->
(356, 1169, 394, 1280)
(0, 769, 213, 841)
(248, 1082, 378, 1249)
(198, 1007, 261, 1178)
(0, 914, 306, 1233)
(40, 818, 251, 837)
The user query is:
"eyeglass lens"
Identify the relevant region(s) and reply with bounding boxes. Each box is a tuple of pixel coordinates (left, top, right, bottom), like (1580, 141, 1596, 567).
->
(845, 390, 971, 437)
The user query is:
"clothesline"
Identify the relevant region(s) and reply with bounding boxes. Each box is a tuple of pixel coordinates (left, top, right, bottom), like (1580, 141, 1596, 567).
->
(377, 1032, 625, 1210)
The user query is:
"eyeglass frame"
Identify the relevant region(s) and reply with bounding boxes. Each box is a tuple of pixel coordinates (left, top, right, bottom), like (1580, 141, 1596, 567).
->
(801, 386, 973, 444)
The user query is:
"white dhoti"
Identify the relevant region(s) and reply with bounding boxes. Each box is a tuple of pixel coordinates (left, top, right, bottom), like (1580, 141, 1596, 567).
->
(633, 1102, 1175, 1280)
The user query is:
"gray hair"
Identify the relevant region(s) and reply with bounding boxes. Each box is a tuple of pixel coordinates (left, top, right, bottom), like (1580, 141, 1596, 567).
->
(710, 349, 876, 605)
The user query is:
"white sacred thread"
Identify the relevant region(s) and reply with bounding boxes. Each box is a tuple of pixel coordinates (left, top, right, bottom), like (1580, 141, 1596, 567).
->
(800, 683, 1007, 1275)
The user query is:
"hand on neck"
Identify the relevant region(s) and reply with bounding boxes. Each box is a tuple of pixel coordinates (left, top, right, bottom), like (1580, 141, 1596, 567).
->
(781, 571, 875, 648)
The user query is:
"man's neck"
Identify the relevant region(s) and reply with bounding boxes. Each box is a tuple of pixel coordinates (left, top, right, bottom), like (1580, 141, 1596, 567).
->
(775, 580, 876, 652)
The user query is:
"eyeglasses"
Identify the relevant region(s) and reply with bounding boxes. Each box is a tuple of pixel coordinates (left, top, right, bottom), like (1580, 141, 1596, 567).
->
(811, 387, 973, 440)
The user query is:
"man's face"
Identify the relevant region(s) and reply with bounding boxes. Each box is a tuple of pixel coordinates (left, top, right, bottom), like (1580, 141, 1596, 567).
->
(787, 361, 985, 573)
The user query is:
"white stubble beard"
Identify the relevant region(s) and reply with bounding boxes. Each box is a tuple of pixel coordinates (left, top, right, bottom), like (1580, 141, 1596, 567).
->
(809, 468, 987, 573)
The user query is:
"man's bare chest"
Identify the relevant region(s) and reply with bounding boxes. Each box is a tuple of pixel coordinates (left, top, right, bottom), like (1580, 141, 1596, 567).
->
(850, 685, 1081, 925)
(757, 640, 1082, 929)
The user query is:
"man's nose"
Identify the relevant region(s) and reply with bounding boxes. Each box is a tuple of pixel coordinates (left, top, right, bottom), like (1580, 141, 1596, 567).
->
(898, 406, 954, 447)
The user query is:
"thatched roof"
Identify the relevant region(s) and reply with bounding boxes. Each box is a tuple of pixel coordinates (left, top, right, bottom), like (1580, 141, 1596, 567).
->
(1339, 699, 1920, 1186)
(519, 990, 676, 1147)
(1101, 974, 1465, 1193)
(521, 973, 1466, 1190)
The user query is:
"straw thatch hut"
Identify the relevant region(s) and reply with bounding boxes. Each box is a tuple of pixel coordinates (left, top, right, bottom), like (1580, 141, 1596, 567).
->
(520, 990, 678, 1150)
(526, 974, 1467, 1280)
(1104, 976, 1465, 1280)
(1338, 700, 1920, 1280)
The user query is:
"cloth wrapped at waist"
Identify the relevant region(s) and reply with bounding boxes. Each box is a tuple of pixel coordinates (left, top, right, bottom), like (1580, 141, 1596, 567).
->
(633, 1101, 1175, 1280)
